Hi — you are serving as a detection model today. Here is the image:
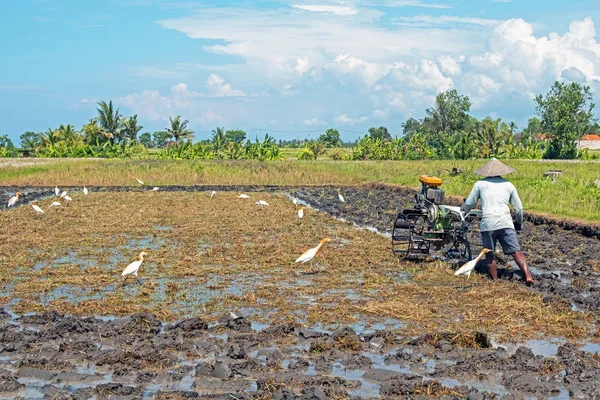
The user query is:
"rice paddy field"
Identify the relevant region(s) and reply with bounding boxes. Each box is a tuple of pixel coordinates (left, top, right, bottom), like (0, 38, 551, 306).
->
(1, 158, 600, 399)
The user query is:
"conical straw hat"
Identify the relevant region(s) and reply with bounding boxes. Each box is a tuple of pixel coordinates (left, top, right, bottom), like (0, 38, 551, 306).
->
(475, 157, 516, 177)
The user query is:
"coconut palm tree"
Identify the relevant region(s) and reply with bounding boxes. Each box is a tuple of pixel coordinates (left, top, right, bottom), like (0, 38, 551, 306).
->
(211, 127, 226, 154)
(121, 115, 143, 142)
(96, 100, 122, 143)
(475, 117, 511, 158)
(166, 116, 194, 143)
(82, 119, 109, 145)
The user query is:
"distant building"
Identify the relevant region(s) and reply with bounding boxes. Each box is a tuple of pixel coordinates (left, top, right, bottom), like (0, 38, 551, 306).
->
(578, 134, 600, 150)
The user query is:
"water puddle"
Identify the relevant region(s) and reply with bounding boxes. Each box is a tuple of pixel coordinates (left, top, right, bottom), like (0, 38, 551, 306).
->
(492, 338, 566, 357)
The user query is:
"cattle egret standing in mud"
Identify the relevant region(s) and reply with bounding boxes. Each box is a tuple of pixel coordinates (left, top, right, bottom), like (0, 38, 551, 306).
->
(135, 177, 145, 185)
(32, 203, 44, 214)
(211, 191, 216, 198)
(455, 248, 493, 279)
(152, 187, 159, 192)
(295, 238, 331, 265)
(47, 201, 61, 210)
(60, 190, 68, 199)
(121, 251, 148, 285)
(238, 194, 250, 199)
(7, 192, 21, 208)
(298, 207, 305, 220)
(293, 198, 298, 207)
(338, 190, 345, 203)
(63, 195, 72, 203)
(83, 187, 89, 196)
(54, 186, 60, 196)
(255, 200, 269, 207)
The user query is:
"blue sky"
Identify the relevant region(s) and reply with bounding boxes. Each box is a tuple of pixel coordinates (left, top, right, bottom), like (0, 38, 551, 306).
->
(2, 0, 600, 144)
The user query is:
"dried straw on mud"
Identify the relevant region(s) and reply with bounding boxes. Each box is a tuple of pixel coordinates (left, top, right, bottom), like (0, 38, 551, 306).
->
(0, 191, 592, 340)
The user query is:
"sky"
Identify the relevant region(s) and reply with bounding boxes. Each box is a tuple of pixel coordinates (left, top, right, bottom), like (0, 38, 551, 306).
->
(2, 0, 600, 143)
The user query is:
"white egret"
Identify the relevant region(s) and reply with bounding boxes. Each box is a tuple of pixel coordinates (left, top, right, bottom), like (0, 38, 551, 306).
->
(295, 238, 331, 265)
(135, 177, 145, 185)
(32, 204, 44, 214)
(454, 248, 493, 279)
(293, 198, 298, 207)
(211, 191, 216, 198)
(54, 186, 60, 196)
(60, 190, 68, 198)
(255, 200, 269, 206)
(152, 187, 159, 192)
(238, 194, 250, 199)
(83, 187, 89, 196)
(7, 192, 21, 208)
(121, 251, 148, 285)
(47, 201, 61, 210)
(63, 195, 72, 203)
(298, 206, 305, 220)
(337, 190, 345, 203)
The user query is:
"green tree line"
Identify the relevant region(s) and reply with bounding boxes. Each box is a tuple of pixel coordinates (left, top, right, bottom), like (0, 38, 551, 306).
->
(0, 80, 597, 160)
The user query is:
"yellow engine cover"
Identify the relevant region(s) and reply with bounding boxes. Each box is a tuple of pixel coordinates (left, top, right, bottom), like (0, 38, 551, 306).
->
(419, 175, 443, 187)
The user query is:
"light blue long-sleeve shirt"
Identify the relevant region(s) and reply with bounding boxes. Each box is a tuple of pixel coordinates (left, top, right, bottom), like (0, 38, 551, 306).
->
(460, 177, 523, 232)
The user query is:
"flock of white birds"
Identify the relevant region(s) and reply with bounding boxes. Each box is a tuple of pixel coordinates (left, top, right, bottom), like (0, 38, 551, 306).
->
(5, 178, 344, 287)
(6, 180, 478, 286)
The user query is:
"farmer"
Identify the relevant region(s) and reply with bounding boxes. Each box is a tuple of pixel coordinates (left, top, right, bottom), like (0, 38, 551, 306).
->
(460, 158, 534, 285)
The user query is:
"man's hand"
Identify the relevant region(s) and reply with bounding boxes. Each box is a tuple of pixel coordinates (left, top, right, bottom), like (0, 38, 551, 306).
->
(513, 220, 522, 232)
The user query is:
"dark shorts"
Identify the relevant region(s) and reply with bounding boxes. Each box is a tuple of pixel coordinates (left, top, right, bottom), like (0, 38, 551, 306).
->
(481, 228, 521, 254)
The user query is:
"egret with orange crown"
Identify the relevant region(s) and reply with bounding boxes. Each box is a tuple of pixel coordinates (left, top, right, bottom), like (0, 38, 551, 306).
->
(7, 192, 21, 208)
(298, 206, 305, 220)
(455, 248, 492, 279)
(295, 238, 331, 265)
(121, 251, 148, 285)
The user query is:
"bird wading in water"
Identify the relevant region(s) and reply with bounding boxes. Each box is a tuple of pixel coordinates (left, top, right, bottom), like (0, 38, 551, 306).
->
(121, 252, 148, 286)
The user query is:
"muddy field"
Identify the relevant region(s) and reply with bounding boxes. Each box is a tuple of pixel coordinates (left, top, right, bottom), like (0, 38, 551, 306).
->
(0, 185, 599, 399)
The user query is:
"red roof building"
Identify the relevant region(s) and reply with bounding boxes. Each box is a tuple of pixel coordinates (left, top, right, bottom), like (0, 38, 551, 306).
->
(581, 134, 600, 141)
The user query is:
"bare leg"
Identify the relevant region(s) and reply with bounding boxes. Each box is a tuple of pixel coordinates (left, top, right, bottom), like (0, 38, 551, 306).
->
(485, 252, 498, 280)
(513, 251, 533, 285)
(122, 276, 128, 287)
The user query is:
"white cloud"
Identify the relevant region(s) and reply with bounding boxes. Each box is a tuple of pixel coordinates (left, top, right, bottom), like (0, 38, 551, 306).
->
(291, 4, 358, 15)
(356, 0, 451, 8)
(394, 15, 500, 27)
(127, 7, 600, 137)
(336, 113, 368, 125)
(205, 74, 246, 97)
(303, 117, 327, 126)
(119, 75, 246, 121)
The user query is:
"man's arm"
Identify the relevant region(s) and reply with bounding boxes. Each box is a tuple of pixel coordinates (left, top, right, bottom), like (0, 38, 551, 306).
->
(460, 183, 479, 214)
(510, 185, 523, 225)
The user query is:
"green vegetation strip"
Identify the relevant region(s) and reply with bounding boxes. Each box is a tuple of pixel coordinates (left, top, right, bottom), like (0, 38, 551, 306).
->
(2, 158, 600, 222)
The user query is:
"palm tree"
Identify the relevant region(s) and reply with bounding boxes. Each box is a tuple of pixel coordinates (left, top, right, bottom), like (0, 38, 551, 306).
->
(475, 118, 510, 158)
(167, 116, 194, 143)
(82, 119, 109, 145)
(96, 100, 122, 143)
(121, 115, 143, 142)
(211, 127, 226, 153)
(56, 124, 80, 145)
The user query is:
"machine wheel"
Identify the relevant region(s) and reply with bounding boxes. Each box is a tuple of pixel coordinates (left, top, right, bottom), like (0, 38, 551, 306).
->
(444, 237, 471, 265)
(392, 215, 411, 260)
(392, 213, 430, 261)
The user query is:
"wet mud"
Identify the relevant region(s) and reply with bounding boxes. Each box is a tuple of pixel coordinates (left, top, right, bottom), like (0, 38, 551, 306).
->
(2, 184, 600, 398)
(1, 310, 599, 399)
(291, 184, 600, 315)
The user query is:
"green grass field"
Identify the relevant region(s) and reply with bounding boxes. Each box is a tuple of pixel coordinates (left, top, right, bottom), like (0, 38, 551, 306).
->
(1, 158, 599, 222)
